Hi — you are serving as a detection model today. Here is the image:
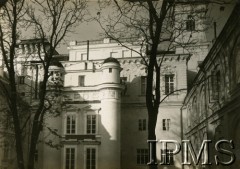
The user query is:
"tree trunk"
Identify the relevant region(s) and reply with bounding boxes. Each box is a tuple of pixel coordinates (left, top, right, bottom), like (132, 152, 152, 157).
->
(148, 109, 159, 169)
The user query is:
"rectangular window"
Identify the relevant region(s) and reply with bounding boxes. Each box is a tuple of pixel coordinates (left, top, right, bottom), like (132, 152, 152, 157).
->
(141, 76, 147, 95)
(110, 52, 118, 58)
(86, 148, 96, 169)
(122, 50, 130, 58)
(66, 115, 76, 134)
(138, 119, 147, 131)
(86, 115, 96, 134)
(137, 149, 148, 165)
(211, 70, 221, 100)
(109, 68, 112, 73)
(186, 15, 195, 31)
(120, 77, 127, 84)
(81, 53, 87, 60)
(78, 76, 85, 87)
(19, 76, 25, 84)
(161, 149, 174, 165)
(74, 94, 80, 99)
(162, 119, 170, 131)
(34, 150, 38, 162)
(65, 148, 75, 169)
(165, 75, 174, 95)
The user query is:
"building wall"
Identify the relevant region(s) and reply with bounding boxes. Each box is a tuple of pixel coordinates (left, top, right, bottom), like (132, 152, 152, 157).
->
(40, 39, 190, 169)
(182, 3, 240, 169)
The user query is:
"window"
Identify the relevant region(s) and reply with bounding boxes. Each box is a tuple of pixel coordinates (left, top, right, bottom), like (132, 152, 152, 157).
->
(65, 148, 75, 169)
(122, 50, 130, 58)
(141, 76, 147, 95)
(109, 68, 112, 73)
(86, 115, 96, 134)
(138, 119, 147, 131)
(74, 94, 80, 99)
(85, 62, 88, 70)
(19, 76, 25, 84)
(81, 53, 87, 60)
(137, 149, 148, 165)
(165, 75, 174, 95)
(34, 150, 38, 162)
(162, 119, 170, 131)
(110, 52, 118, 58)
(78, 76, 85, 87)
(186, 15, 195, 31)
(120, 77, 127, 84)
(86, 148, 96, 169)
(160, 149, 174, 165)
(66, 115, 76, 134)
(212, 70, 221, 100)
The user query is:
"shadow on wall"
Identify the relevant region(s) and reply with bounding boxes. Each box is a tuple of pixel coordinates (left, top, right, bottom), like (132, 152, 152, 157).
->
(187, 70, 198, 90)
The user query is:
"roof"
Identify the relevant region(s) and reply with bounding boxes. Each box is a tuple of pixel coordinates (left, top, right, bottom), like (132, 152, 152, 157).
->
(103, 57, 120, 64)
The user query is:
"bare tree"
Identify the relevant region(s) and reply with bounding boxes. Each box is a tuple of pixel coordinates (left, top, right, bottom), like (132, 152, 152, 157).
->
(95, 0, 230, 168)
(0, 0, 86, 169)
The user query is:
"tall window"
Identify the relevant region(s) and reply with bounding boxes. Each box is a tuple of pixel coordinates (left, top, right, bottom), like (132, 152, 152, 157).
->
(138, 119, 147, 131)
(186, 15, 195, 31)
(161, 149, 174, 165)
(65, 148, 75, 169)
(141, 76, 147, 95)
(212, 70, 221, 100)
(86, 115, 96, 134)
(66, 115, 76, 134)
(19, 76, 25, 84)
(165, 75, 174, 95)
(162, 119, 170, 131)
(34, 150, 38, 162)
(86, 148, 97, 169)
(137, 149, 148, 165)
(78, 76, 85, 87)
(86, 148, 96, 169)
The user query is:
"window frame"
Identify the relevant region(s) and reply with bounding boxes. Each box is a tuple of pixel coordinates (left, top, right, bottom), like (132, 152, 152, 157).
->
(85, 114, 97, 135)
(78, 75, 85, 87)
(18, 76, 25, 84)
(164, 74, 175, 95)
(64, 146, 77, 169)
(141, 76, 147, 95)
(186, 15, 195, 31)
(138, 119, 147, 131)
(162, 119, 170, 131)
(160, 149, 174, 165)
(84, 146, 98, 169)
(65, 114, 77, 135)
(136, 148, 149, 165)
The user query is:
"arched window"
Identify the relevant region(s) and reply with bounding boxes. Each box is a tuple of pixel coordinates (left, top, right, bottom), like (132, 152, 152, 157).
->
(199, 87, 206, 121)
(210, 65, 221, 100)
(192, 97, 198, 124)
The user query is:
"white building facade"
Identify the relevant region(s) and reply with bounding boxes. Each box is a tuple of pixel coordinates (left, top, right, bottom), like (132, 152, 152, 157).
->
(28, 38, 189, 169)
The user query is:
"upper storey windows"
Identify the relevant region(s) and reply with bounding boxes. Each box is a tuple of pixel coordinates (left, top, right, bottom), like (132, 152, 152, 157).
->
(186, 15, 195, 31)
(165, 74, 174, 95)
(78, 75, 85, 87)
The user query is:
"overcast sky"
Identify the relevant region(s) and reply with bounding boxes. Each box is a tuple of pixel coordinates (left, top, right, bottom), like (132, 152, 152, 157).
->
(20, 1, 106, 54)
